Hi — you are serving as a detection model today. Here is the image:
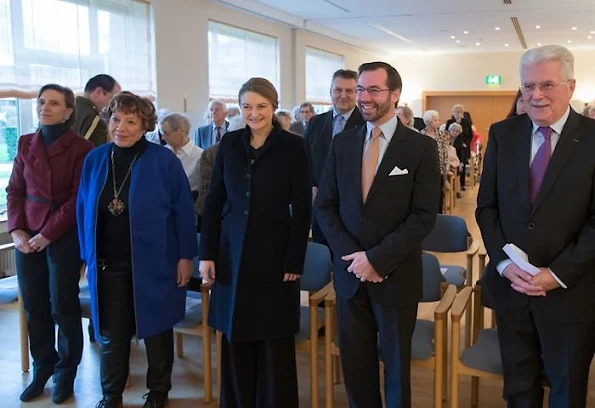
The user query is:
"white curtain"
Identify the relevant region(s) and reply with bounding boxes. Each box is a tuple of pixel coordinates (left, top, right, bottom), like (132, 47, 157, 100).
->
(0, 0, 155, 97)
(208, 21, 279, 101)
(305, 47, 344, 103)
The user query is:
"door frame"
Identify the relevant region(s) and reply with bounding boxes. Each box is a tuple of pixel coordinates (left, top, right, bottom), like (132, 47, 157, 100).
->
(421, 90, 519, 112)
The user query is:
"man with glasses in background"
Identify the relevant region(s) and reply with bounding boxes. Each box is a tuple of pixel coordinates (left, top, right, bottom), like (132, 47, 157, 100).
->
(477, 45, 595, 407)
(305, 69, 364, 246)
(74, 74, 120, 147)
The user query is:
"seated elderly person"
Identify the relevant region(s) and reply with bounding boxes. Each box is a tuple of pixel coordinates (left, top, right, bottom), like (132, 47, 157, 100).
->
(448, 122, 465, 196)
(227, 105, 240, 119)
(275, 110, 292, 132)
(160, 113, 203, 195)
(589, 105, 595, 120)
(396, 105, 419, 132)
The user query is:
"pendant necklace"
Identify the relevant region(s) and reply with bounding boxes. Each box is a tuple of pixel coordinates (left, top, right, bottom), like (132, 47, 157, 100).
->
(108, 149, 139, 217)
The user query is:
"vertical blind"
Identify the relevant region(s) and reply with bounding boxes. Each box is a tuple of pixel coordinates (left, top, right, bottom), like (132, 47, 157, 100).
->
(0, 0, 155, 97)
(305, 46, 344, 104)
(208, 21, 279, 101)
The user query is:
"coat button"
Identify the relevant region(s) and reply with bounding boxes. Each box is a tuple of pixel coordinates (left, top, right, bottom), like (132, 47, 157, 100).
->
(246, 192, 250, 197)
(244, 210, 248, 216)
(528, 222, 535, 230)
(246, 173, 251, 178)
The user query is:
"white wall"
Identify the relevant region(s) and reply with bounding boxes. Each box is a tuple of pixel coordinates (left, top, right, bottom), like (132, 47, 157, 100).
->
(152, 0, 385, 129)
(391, 51, 595, 115)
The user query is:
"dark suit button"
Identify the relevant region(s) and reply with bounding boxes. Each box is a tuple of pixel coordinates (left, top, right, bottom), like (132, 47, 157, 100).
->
(246, 192, 250, 197)
(244, 210, 248, 216)
(528, 222, 535, 230)
(246, 173, 251, 179)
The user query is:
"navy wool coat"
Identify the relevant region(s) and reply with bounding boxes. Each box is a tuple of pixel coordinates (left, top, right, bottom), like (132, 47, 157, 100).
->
(77, 142, 199, 340)
(200, 125, 312, 341)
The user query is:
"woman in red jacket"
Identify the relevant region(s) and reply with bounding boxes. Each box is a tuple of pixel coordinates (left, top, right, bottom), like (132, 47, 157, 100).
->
(6, 84, 93, 404)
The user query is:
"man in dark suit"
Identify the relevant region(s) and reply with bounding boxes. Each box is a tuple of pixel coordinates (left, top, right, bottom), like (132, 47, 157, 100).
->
(305, 69, 365, 246)
(477, 45, 595, 408)
(289, 102, 314, 136)
(193, 99, 228, 148)
(315, 62, 440, 407)
(446, 104, 473, 191)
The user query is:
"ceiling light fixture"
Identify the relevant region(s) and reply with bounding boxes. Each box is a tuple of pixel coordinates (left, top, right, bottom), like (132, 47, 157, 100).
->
(588, 36, 593, 40)
(476, 42, 480, 46)
(567, 40, 572, 43)
(572, 27, 578, 31)
(456, 40, 461, 43)
(463, 31, 468, 34)
(504, 43, 509, 46)
(450, 35, 456, 39)
(535, 25, 541, 29)
(537, 42, 542, 46)
(591, 31, 595, 34)
(495, 27, 500, 30)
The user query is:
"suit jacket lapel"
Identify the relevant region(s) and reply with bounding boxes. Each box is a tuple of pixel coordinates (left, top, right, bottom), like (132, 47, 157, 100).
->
(29, 131, 51, 170)
(364, 124, 408, 205)
(531, 109, 581, 214)
(516, 117, 533, 209)
(345, 108, 363, 131)
(350, 126, 366, 208)
(46, 129, 74, 159)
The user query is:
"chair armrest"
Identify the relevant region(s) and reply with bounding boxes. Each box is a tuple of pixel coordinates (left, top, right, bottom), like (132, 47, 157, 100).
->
(451, 286, 473, 323)
(466, 240, 480, 257)
(434, 284, 457, 320)
(324, 286, 336, 307)
(309, 281, 334, 307)
(0, 243, 15, 251)
(200, 281, 212, 293)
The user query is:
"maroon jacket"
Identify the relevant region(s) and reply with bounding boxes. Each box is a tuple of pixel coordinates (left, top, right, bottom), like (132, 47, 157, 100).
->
(7, 128, 93, 242)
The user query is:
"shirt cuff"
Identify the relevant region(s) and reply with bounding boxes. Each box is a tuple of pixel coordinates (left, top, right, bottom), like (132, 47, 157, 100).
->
(548, 268, 568, 289)
(496, 259, 513, 276)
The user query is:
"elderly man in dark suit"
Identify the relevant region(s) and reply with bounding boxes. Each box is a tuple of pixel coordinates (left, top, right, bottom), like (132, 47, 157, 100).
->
(193, 99, 229, 149)
(305, 69, 365, 246)
(315, 62, 440, 408)
(477, 45, 595, 408)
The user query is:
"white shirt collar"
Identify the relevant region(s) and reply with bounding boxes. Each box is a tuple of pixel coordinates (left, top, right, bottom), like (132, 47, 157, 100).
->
(167, 140, 195, 156)
(365, 115, 399, 143)
(333, 107, 355, 122)
(531, 106, 571, 135)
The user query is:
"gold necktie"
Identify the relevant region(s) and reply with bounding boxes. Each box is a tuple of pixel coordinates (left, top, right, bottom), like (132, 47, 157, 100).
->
(362, 127, 382, 202)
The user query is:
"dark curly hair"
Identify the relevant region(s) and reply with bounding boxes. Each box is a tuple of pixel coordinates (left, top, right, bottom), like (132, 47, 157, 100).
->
(106, 91, 157, 132)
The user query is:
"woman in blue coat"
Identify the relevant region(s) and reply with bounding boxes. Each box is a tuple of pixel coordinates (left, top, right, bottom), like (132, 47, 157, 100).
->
(199, 78, 311, 407)
(77, 93, 197, 408)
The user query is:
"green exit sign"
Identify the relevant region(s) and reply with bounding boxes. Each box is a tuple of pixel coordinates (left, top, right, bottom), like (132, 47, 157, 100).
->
(485, 75, 502, 85)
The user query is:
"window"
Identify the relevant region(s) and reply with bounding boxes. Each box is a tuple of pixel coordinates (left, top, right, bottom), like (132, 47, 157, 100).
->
(208, 21, 279, 102)
(305, 47, 344, 107)
(0, 0, 155, 215)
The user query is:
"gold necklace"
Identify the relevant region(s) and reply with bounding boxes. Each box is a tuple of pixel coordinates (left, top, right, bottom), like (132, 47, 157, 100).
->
(107, 149, 139, 217)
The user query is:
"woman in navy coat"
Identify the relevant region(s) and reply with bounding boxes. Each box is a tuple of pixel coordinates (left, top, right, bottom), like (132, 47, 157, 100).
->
(76, 93, 197, 408)
(199, 78, 311, 407)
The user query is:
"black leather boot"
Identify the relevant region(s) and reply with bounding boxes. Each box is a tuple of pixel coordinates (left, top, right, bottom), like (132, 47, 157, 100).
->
(20, 367, 53, 402)
(52, 372, 76, 404)
(142, 391, 168, 408)
(95, 397, 123, 408)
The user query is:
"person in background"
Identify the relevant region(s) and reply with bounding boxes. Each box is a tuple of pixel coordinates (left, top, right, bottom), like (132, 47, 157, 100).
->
(470, 125, 482, 156)
(588, 105, 595, 120)
(145, 109, 170, 145)
(7, 84, 94, 404)
(506, 89, 527, 118)
(226, 105, 240, 119)
(276, 109, 293, 131)
(199, 77, 311, 408)
(289, 102, 314, 135)
(396, 105, 420, 132)
(194, 100, 229, 149)
(446, 104, 472, 191)
(422, 109, 449, 212)
(160, 113, 203, 194)
(74, 74, 120, 147)
(77, 92, 197, 408)
(477, 44, 595, 408)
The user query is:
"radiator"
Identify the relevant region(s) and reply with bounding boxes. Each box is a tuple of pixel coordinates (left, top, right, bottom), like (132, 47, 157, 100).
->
(0, 244, 16, 277)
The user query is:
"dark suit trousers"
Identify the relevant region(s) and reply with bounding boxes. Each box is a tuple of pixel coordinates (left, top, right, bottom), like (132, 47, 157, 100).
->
(220, 334, 298, 408)
(15, 228, 83, 378)
(337, 284, 418, 408)
(98, 264, 174, 399)
(496, 301, 595, 408)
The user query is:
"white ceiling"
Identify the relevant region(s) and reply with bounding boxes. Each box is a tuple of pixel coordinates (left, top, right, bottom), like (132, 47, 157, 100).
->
(224, 0, 595, 55)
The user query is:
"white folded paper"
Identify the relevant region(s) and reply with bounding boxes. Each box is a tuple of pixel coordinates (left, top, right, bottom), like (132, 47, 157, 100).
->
(502, 243, 540, 276)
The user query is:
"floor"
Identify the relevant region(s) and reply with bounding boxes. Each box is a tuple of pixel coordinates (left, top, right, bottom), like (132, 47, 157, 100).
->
(0, 182, 593, 407)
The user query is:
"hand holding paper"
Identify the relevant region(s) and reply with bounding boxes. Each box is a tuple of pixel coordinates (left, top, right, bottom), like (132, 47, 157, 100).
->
(502, 243, 540, 276)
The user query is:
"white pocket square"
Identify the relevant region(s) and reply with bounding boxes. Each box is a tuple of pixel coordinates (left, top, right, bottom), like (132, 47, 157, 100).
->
(389, 166, 409, 176)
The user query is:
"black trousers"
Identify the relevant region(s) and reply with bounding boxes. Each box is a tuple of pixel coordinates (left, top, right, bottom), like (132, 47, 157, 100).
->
(220, 334, 298, 408)
(496, 301, 595, 408)
(337, 285, 418, 408)
(15, 228, 83, 381)
(98, 263, 174, 399)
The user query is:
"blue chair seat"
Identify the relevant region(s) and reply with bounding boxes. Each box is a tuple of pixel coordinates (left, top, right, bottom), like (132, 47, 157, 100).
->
(0, 275, 19, 304)
(442, 265, 466, 288)
(411, 319, 435, 361)
(175, 291, 204, 329)
(461, 328, 502, 374)
(296, 305, 325, 343)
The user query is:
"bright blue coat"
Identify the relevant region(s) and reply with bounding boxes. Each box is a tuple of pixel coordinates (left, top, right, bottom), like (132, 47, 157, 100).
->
(76, 142, 198, 340)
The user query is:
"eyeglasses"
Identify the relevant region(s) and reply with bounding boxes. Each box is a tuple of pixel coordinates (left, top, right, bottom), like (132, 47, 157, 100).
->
(355, 86, 391, 96)
(519, 80, 571, 95)
(332, 88, 356, 96)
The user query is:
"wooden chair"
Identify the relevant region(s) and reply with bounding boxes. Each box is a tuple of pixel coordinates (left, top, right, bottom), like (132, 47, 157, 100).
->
(443, 171, 455, 214)
(324, 253, 458, 408)
(450, 285, 503, 408)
